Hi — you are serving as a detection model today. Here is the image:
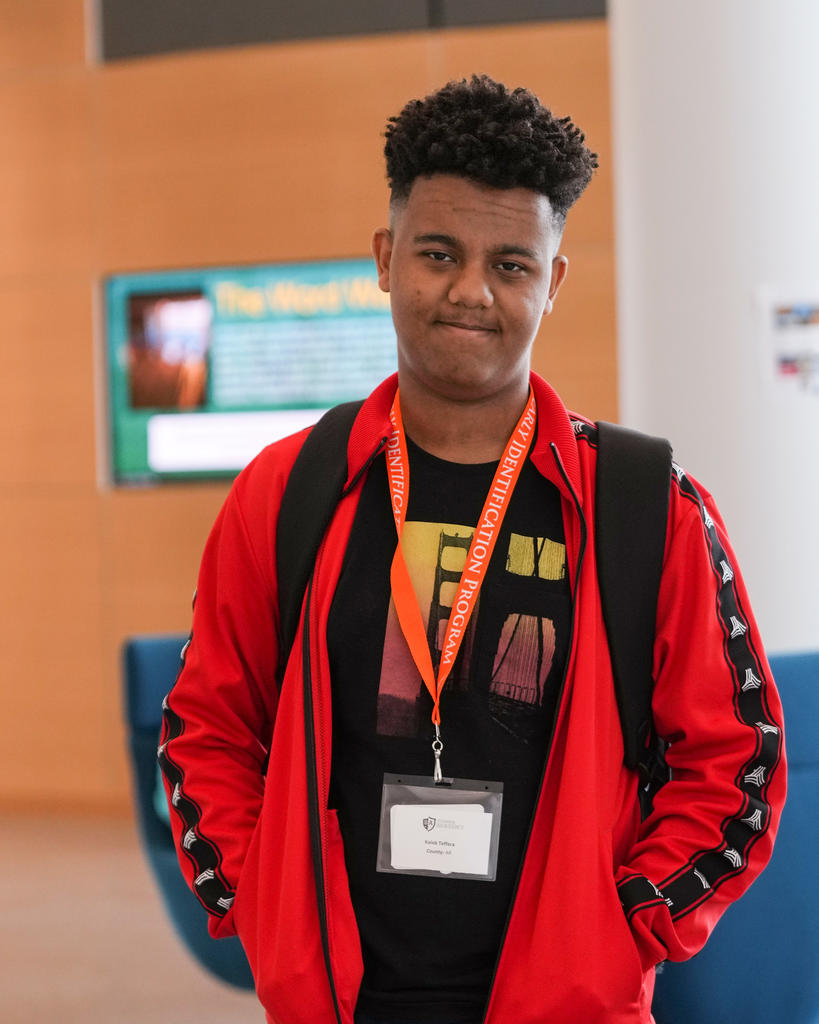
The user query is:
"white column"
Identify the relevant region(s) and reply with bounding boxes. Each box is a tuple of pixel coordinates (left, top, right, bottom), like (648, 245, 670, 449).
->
(609, 0, 819, 651)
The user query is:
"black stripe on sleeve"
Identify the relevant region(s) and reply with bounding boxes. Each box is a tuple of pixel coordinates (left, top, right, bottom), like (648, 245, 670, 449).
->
(619, 466, 783, 923)
(157, 635, 237, 918)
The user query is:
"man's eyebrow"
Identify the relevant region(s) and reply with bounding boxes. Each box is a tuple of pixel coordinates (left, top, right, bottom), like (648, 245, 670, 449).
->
(494, 243, 538, 259)
(412, 233, 539, 259)
(413, 233, 460, 247)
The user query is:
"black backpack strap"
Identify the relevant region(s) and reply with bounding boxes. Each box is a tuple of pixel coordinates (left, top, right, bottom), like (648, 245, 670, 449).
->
(595, 421, 672, 789)
(275, 400, 364, 670)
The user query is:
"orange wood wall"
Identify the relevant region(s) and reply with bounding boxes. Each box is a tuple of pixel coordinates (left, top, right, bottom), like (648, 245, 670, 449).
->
(0, 2, 615, 812)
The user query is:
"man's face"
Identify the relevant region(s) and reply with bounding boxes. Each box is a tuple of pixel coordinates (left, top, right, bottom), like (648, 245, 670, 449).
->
(372, 174, 568, 406)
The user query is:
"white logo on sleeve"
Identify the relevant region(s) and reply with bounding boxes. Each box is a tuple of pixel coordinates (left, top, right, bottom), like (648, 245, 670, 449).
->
(729, 617, 748, 638)
(744, 765, 767, 786)
(741, 808, 764, 832)
(742, 669, 762, 691)
(649, 881, 674, 908)
(756, 721, 779, 735)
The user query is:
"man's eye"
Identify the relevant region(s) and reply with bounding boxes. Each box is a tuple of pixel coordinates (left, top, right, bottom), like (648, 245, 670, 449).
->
(425, 251, 454, 262)
(497, 261, 525, 273)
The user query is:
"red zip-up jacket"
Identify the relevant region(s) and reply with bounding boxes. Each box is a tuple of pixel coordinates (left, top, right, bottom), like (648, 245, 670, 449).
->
(159, 372, 785, 1023)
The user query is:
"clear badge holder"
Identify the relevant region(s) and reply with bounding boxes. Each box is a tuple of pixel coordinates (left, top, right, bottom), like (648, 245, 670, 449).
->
(376, 773, 503, 882)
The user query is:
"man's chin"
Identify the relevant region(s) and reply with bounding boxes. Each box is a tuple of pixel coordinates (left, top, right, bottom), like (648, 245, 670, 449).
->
(407, 370, 521, 406)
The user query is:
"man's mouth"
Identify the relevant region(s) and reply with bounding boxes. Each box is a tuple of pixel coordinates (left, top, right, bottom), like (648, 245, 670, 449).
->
(437, 320, 497, 332)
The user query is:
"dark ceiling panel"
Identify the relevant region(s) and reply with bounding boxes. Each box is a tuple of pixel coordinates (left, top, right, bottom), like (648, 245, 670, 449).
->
(99, 0, 431, 61)
(439, 0, 604, 26)
(99, 0, 605, 63)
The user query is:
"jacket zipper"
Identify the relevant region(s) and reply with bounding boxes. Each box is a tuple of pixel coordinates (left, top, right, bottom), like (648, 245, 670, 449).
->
(302, 434, 388, 1024)
(302, 570, 344, 1024)
(480, 442, 588, 1023)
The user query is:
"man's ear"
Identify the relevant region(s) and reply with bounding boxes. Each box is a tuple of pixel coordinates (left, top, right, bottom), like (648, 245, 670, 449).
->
(371, 228, 393, 293)
(543, 255, 569, 316)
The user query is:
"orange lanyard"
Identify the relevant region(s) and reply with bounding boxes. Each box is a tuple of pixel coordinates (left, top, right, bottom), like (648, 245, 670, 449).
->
(386, 388, 537, 779)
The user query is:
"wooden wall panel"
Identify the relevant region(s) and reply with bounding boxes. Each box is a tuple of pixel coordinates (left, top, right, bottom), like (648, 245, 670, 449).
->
(533, 240, 618, 422)
(0, 16, 616, 811)
(0, 71, 94, 277)
(0, 280, 98, 485)
(0, 491, 108, 805)
(95, 34, 432, 270)
(0, 0, 87, 73)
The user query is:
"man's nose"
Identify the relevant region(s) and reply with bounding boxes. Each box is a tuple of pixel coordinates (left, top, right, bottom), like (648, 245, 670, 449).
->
(447, 263, 493, 308)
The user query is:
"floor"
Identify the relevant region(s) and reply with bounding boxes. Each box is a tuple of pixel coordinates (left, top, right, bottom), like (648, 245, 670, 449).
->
(1, 812, 263, 1024)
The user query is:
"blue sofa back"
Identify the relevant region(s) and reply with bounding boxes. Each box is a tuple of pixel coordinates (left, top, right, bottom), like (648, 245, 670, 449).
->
(652, 650, 818, 1024)
(123, 634, 254, 990)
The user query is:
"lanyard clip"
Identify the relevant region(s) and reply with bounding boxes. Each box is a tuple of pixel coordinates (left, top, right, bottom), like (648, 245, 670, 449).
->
(432, 723, 444, 784)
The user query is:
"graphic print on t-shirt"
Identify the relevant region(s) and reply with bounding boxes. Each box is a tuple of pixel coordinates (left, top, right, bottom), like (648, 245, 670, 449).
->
(377, 519, 567, 743)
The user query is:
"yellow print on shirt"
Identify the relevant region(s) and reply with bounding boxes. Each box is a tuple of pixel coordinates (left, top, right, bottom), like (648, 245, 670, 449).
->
(376, 522, 566, 740)
(506, 533, 566, 581)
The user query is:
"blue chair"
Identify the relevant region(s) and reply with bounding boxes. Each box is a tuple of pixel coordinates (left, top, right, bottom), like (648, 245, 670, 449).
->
(123, 634, 254, 989)
(652, 650, 818, 1024)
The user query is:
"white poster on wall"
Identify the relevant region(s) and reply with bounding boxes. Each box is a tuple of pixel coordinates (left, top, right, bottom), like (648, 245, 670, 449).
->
(757, 290, 819, 397)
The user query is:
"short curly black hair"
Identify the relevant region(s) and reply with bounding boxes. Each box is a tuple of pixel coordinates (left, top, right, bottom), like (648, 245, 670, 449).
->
(384, 74, 597, 224)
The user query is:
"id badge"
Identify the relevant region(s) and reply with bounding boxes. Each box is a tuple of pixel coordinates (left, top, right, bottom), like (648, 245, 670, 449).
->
(376, 774, 503, 882)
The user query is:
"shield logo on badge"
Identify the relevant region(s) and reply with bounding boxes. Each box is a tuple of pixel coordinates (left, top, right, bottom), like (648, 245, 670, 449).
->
(422, 817, 436, 831)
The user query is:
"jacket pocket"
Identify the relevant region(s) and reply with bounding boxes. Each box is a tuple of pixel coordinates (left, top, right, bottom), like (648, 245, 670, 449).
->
(231, 812, 265, 982)
(602, 829, 654, 1021)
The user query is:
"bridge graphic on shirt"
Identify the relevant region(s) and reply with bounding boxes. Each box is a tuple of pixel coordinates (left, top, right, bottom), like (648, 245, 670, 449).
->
(426, 529, 472, 671)
(376, 520, 566, 741)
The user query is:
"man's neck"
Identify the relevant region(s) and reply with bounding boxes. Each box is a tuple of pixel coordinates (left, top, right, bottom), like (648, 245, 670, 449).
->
(397, 377, 531, 464)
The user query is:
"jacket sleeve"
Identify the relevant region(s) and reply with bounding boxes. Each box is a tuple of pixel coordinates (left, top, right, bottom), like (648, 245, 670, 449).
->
(157, 449, 288, 938)
(614, 466, 786, 969)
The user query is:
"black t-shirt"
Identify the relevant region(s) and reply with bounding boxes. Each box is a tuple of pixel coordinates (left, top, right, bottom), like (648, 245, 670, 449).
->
(327, 437, 572, 1022)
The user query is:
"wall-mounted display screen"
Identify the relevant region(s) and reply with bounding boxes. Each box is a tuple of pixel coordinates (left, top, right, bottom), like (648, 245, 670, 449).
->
(105, 259, 396, 483)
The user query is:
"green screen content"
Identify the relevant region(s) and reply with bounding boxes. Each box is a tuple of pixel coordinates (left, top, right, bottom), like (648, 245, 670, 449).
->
(105, 258, 396, 483)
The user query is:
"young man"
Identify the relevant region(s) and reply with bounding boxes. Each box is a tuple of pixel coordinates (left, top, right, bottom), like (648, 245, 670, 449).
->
(159, 76, 785, 1024)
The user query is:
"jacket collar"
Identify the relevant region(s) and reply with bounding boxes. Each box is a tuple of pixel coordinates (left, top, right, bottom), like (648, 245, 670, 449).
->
(346, 371, 584, 505)
(528, 371, 584, 505)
